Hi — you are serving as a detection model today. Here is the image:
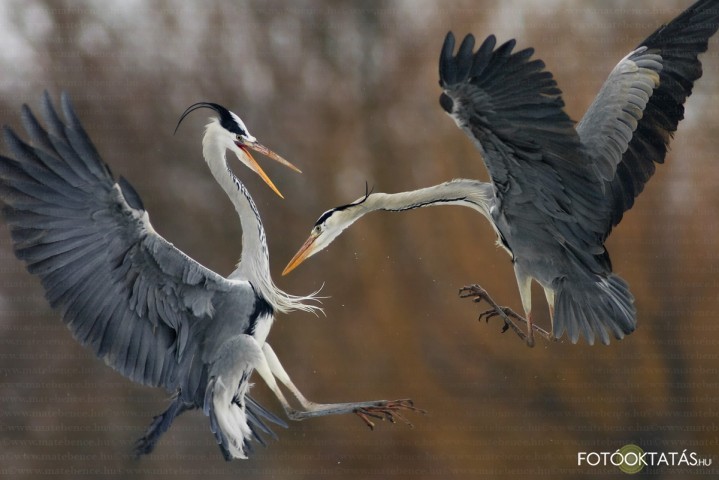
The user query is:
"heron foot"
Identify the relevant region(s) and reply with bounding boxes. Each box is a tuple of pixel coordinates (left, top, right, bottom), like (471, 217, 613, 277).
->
(459, 284, 556, 346)
(459, 284, 529, 345)
(477, 307, 555, 345)
(354, 399, 426, 430)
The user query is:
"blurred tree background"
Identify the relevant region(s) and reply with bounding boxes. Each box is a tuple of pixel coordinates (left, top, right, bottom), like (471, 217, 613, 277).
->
(0, 0, 718, 478)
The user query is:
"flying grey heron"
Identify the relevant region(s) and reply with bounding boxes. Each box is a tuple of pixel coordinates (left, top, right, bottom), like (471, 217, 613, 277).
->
(283, 0, 719, 346)
(0, 92, 417, 461)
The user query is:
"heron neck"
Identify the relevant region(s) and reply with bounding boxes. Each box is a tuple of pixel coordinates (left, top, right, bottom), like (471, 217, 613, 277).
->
(203, 139, 271, 284)
(359, 179, 494, 219)
(202, 129, 320, 315)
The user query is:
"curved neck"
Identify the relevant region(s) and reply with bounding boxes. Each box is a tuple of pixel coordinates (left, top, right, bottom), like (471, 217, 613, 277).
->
(202, 125, 270, 284)
(358, 179, 494, 219)
(201, 121, 320, 314)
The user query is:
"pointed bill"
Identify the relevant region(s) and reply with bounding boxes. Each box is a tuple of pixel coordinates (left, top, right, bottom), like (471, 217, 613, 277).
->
(244, 140, 302, 174)
(238, 144, 285, 199)
(282, 232, 318, 275)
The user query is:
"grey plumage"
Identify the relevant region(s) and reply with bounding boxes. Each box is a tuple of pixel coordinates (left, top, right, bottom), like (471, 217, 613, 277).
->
(439, 0, 719, 344)
(286, 0, 719, 347)
(0, 92, 416, 460)
(0, 92, 285, 457)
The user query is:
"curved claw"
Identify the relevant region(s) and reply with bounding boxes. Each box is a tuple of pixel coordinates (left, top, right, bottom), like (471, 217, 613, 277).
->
(460, 283, 557, 347)
(354, 399, 426, 430)
(459, 284, 488, 299)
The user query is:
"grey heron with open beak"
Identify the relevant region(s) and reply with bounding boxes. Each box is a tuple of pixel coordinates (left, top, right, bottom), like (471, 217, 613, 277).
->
(0, 93, 417, 460)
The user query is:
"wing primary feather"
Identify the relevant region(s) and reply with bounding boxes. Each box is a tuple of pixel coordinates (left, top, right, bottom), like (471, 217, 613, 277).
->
(439, 31, 457, 85)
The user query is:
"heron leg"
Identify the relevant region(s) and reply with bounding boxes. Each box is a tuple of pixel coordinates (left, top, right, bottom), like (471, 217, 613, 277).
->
(459, 284, 529, 344)
(514, 266, 535, 347)
(459, 284, 555, 345)
(259, 343, 423, 429)
(252, 348, 297, 416)
(543, 287, 556, 333)
(477, 305, 554, 342)
(260, 343, 313, 408)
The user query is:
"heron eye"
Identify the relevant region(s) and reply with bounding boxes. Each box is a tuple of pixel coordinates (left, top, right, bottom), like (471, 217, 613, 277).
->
(236, 133, 254, 144)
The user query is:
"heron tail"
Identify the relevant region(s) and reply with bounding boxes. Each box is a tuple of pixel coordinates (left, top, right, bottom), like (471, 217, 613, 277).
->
(552, 274, 636, 345)
(203, 373, 257, 461)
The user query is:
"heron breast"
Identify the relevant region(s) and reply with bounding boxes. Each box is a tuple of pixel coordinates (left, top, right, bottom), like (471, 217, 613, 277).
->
(251, 314, 274, 346)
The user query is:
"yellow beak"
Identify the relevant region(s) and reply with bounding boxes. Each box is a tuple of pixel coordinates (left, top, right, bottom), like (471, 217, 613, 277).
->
(237, 140, 302, 199)
(282, 232, 318, 276)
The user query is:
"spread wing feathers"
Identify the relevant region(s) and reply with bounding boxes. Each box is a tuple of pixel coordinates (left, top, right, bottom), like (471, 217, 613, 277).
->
(439, 33, 581, 172)
(439, 32, 608, 257)
(0, 91, 238, 390)
(579, 0, 719, 237)
(576, 49, 662, 183)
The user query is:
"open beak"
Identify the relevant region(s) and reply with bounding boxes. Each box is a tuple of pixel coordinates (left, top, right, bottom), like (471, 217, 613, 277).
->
(282, 232, 319, 276)
(237, 139, 302, 199)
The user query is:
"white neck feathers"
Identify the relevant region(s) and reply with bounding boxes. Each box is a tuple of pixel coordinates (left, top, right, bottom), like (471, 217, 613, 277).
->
(202, 120, 320, 314)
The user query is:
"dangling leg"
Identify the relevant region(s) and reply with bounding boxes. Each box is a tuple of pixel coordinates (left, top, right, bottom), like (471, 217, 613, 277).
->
(513, 264, 535, 347)
(459, 267, 554, 346)
(543, 287, 556, 339)
(257, 343, 423, 429)
(510, 266, 556, 344)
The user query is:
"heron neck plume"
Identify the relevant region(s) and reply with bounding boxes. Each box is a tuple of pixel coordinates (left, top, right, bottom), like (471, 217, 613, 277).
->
(201, 123, 320, 314)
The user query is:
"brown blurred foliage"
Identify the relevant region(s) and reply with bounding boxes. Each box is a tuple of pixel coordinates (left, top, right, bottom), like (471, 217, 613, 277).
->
(0, 0, 718, 478)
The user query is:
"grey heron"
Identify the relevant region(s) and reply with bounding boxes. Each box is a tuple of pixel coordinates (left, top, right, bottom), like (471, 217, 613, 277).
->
(0, 92, 417, 461)
(283, 0, 719, 346)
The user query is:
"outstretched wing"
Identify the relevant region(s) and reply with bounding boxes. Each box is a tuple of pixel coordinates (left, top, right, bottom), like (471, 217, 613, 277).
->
(577, 0, 719, 237)
(0, 92, 241, 391)
(439, 32, 608, 261)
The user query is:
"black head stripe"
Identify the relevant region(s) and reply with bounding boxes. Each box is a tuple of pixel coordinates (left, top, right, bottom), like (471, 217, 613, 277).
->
(313, 183, 374, 226)
(315, 209, 336, 226)
(174, 102, 247, 135)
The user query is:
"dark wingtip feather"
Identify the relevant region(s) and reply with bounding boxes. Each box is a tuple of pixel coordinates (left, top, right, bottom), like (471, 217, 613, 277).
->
(2, 125, 16, 145)
(2, 126, 26, 157)
(439, 31, 457, 86)
(471, 35, 497, 77)
(458, 33, 475, 50)
(60, 91, 78, 128)
(19, 104, 49, 153)
(454, 34, 476, 82)
(495, 38, 517, 57)
(40, 90, 64, 139)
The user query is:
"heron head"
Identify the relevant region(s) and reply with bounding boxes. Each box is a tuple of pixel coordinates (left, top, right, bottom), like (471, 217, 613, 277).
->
(283, 187, 373, 275)
(175, 102, 301, 198)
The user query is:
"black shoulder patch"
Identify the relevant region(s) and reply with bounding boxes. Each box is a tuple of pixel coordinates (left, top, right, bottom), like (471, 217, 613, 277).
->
(439, 93, 454, 113)
(246, 293, 273, 336)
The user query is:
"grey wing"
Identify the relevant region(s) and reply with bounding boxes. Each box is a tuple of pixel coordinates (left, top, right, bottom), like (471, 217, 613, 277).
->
(439, 33, 608, 257)
(577, 0, 719, 238)
(0, 91, 241, 392)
